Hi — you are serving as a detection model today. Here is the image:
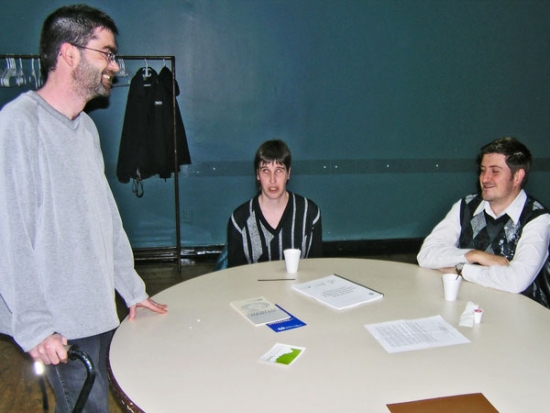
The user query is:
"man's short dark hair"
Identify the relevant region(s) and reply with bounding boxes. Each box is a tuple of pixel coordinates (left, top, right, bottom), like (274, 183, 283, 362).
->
(477, 136, 532, 188)
(254, 140, 292, 171)
(40, 4, 118, 79)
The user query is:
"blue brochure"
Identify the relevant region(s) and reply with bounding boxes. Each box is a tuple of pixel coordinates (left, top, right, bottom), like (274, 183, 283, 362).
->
(267, 304, 306, 332)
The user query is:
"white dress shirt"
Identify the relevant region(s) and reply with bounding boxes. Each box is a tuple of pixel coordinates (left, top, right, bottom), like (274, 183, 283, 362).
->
(417, 190, 550, 294)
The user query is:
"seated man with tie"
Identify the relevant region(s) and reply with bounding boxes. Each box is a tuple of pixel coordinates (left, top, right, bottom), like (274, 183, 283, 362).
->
(417, 137, 550, 307)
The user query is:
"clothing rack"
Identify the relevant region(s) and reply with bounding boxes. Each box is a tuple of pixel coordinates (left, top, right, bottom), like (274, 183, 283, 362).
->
(0, 53, 183, 268)
(0, 54, 39, 58)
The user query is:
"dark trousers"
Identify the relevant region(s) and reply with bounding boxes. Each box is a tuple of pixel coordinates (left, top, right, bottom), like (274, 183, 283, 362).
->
(45, 330, 114, 413)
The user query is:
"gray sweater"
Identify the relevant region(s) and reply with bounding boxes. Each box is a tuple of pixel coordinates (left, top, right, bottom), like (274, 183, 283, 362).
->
(0, 91, 148, 352)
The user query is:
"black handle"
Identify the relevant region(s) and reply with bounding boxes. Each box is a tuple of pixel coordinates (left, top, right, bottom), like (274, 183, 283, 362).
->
(67, 345, 96, 413)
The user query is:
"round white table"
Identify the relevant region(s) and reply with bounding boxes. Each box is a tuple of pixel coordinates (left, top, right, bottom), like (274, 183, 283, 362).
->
(109, 258, 550, 412)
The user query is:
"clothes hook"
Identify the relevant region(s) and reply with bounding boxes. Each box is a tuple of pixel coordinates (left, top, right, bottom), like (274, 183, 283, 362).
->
(142, 59, 151, 79)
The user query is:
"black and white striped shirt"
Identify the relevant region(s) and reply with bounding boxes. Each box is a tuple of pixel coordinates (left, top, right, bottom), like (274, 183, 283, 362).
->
(227, 192, 322, 267)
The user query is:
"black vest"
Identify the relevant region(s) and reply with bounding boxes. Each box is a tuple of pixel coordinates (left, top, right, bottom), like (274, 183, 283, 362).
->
(459, 194, 550, 308)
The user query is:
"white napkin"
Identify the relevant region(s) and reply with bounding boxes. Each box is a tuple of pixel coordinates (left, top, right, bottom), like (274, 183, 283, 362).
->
(459, 301, 479, 327)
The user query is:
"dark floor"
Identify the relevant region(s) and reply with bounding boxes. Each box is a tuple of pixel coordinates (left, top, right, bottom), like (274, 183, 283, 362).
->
(0, 253, 417, 413)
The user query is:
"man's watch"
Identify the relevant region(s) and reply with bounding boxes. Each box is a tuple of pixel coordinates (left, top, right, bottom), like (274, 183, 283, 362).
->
(455, 263, 464, 276)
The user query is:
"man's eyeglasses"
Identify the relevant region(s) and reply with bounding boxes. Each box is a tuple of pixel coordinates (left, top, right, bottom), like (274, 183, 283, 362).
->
(71, 44, 117, 63)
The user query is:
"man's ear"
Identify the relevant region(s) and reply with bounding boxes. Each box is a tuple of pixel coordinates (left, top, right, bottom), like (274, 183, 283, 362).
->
(59, 43, 79, 68)
(514, 168, 526, 187)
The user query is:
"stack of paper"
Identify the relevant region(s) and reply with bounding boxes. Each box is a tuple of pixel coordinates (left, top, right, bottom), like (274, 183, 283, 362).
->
(231, 296, 290, 326)
(292, 274, 383, 310)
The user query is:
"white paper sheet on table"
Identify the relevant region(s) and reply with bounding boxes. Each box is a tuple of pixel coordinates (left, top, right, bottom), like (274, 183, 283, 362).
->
(365, 315, 470, 353)
(292, 274, 383, 310)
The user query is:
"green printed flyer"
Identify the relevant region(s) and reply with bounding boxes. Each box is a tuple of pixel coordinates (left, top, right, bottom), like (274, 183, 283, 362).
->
(260, 343, 306, 366)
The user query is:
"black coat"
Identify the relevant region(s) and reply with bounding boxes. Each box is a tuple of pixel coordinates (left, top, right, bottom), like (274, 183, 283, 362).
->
(117, 66, 191, 184)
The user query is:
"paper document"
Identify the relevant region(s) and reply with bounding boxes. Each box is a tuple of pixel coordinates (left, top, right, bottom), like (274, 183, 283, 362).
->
(292, 274, 383, 310)
(231, 296, 290, 326)
(387, 393, 498, 413)
(266, 305, 307, 332)
(259, 343, 306, 366)
(365, 315, 470, 353)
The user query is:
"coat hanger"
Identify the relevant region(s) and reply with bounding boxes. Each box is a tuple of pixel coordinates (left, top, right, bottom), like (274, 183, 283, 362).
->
(15, 58, 26, 87)
(29, 58, 41, 89)
(113, 58, 131, 87)
(1, 58, 17, 87)
(116, 58, 129, 78)
(142, 59, 152, 79)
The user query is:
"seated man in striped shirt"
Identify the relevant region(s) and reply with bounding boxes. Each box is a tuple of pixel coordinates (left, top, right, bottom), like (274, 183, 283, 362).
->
(227, 139, 322, 268)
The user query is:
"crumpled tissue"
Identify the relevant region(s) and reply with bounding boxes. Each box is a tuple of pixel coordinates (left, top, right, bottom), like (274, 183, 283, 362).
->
(459, 301, 479, 327)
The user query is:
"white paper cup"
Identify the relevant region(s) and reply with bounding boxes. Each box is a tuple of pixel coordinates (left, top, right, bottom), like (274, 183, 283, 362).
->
(442, 273, 462, 301)
(474, 308, 483, 323)
(283, 249, 301, 274)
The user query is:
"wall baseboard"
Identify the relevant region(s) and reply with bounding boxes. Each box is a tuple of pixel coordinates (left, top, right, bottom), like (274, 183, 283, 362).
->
(322, 238, 423, 257)
(133, 238, 424, 264)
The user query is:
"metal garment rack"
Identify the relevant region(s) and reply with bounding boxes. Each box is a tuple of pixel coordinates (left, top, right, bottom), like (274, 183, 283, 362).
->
(0, 54, 39, 58)
(0, 53, 183, 268)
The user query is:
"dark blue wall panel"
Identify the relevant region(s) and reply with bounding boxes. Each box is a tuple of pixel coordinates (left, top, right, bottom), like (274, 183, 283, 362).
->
(1, 0, 549, 248)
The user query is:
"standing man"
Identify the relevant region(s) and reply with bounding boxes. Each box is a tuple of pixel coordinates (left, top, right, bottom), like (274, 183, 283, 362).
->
(417, 137, 550, 307)
(0, 5, 167, 412)
(227, 139, 322, 267)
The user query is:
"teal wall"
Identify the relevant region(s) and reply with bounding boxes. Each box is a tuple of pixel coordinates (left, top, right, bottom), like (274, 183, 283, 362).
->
(1, 0, 549, 248)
